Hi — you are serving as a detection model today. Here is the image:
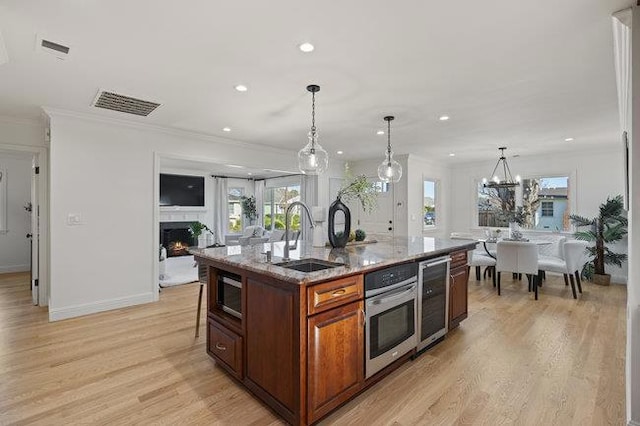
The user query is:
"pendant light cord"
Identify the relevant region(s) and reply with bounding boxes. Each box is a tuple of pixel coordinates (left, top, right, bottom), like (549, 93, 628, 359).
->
(310, 91, 316, 152)
(387, 118, 392, 165)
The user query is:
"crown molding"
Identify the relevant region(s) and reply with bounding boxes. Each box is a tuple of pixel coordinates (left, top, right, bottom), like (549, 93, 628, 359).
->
(613, 8, 632, 27)
(0, 115, 44, 127)
(41, 107, 296, 156)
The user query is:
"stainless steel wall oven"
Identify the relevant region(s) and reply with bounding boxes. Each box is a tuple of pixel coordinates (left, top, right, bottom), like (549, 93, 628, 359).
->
(364, 262, 418, 378)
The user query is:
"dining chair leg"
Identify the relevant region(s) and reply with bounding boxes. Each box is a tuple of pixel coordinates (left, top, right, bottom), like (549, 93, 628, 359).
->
(534, 272, 540, 300)
(475, 266, 481, 281)
(497, 272, 501, 295)
(195, 283, 204, 337)
(492, 269, 496, 288)
(563, 274, 569, 286)
(526, 274, 531, 292)
(575, 271, 583, 294)
(568, 274, 577, 299)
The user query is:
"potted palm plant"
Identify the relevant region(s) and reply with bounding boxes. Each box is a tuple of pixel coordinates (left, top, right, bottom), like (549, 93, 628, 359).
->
(570, 195, 627, 285)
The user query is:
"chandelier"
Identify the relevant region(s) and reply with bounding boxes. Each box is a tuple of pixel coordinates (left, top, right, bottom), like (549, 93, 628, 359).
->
(482, 147, 520, 188)
(377, 115, 402, 183)
(297, 84, 328, 175)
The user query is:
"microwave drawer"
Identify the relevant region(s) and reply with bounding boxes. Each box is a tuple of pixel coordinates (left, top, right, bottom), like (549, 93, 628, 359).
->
(207, 319, 243, 379)
(307, 275, 364, 316)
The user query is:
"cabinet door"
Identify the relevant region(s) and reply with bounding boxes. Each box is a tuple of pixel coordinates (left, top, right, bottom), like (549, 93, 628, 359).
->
(307, 300, 364, 424)
(449, 266, 468, 329)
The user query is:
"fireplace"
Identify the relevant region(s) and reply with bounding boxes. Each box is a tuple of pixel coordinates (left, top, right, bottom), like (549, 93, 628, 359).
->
(160, 222, 196, 257)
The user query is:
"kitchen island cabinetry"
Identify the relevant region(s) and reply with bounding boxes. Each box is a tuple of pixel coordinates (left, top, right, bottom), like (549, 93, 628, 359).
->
(193, 237, 476, 425)
(448, 250, 469, 330)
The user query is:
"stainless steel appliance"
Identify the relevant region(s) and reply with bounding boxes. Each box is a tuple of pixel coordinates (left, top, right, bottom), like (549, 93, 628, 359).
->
(364, 263, 418, 378)
(216, 271, 242, 318)
(417, 256, 451, 352)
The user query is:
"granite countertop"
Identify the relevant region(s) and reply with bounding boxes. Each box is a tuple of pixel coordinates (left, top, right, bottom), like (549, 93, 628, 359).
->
(190, 236, 477, 285)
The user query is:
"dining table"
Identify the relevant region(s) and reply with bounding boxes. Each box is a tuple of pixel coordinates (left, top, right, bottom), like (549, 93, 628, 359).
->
(477, 238, 553, 259)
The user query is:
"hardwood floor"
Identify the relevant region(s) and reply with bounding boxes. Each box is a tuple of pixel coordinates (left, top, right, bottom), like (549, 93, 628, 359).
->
(0, 271, 626, 425)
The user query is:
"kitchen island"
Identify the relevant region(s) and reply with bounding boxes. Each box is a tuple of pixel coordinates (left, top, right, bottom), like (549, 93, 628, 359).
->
(191, 236, 477, 425)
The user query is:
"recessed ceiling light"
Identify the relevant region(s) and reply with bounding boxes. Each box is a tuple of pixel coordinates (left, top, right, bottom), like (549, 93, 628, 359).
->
(449, 153, 455, 157)
(247, 172, 253, 176)
(439, 115, 450, 121)
(222, 127, 231, 132)
(299, 42, 314, 53)
(337, 151, 343, 155)
(564, 137, 574, 142)
(376, 130, 385, 135)
(234, 84, 248, 92)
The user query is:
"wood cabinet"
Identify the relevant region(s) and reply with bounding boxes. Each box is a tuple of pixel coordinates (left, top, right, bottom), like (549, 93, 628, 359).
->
(207, 319, 243, 380)
(307, 300, 364, 423)
(449, 250, 469, 330)
(197, 245, 472, 425)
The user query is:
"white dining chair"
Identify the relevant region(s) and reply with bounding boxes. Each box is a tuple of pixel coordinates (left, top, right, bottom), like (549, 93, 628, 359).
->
(538, 240, 589, 299)
(468, 249, 496, 286)
(496, 241, 540, 300)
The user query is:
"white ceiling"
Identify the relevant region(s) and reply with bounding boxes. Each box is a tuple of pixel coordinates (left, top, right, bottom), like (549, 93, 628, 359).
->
(0, 0, 631, 164)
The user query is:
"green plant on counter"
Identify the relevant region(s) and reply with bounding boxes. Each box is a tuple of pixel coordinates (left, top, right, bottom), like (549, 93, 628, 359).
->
(355, 229, 366, 241)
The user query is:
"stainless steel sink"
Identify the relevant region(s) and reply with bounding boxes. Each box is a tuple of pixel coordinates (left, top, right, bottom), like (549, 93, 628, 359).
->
(274, 258, 344, 273)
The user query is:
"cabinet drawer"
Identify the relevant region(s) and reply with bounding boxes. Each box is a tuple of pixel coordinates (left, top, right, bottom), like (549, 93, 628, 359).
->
(207, 320, 243, 379)
(450, 250, 467, 268)
(307, 275, 364, 316)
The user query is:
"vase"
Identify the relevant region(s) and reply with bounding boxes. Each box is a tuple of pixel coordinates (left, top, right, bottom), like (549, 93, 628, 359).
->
(328, 197, 351, 248)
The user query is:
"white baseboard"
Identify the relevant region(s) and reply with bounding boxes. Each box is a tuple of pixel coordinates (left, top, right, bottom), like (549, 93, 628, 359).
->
(628, 420, 640, 426)
(49, 292, 155, 321)
(611, 274, 628, 284)
(0, 264, 30, 273)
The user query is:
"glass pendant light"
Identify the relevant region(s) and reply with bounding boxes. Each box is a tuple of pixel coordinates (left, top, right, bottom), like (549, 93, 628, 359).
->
(298, 84, 328, 175)
(377, 115, 402, 183)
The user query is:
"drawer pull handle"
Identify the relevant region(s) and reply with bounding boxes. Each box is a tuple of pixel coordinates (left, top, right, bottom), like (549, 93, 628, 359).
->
(215, 342, 227, 351)
(331, 289, 347, 297)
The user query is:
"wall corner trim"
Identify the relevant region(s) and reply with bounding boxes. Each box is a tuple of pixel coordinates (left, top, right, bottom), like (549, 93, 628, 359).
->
(49, 292, 155, 321)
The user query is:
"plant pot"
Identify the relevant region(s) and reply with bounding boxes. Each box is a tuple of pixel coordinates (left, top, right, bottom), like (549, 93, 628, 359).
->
(592, 273, 611, 286)
(328, 197, 351, 248)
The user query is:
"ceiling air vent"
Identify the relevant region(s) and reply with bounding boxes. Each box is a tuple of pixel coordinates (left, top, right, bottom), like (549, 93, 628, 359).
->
(36, 34, 71, 59)
(92, 90, 161, 116)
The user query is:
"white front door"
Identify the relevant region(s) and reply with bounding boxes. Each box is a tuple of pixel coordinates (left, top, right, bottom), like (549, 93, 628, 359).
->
(351, 181, 394, 236)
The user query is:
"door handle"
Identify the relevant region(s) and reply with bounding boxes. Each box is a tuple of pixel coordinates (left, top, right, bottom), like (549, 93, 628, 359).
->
(26, 233, 32, 239)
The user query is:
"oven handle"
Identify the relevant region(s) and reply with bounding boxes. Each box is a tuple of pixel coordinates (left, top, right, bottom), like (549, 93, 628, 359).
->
(365, 277, 417, 297)
(423, 257, 451, 268)
(368, 284, 416, 306)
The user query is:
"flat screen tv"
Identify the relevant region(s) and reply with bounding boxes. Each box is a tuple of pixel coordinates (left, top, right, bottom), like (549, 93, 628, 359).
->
(160, 174, 205, 207)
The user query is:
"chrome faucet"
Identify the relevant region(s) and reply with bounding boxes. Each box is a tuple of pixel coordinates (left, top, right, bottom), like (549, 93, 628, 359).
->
(283, 201, 315, 261)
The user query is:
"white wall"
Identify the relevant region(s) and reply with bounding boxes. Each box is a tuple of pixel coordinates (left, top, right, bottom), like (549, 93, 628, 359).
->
(46, 110, 304, 321)
(0, 117, 45, 148)
(627, 6, 639, 425)
(449, 148, 628, 283)
(0, 154, 31, 272)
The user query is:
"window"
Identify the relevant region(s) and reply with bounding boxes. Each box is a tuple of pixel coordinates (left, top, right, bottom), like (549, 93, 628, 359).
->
(423, 180, 436, 227)
(541, 201, 554, 217)
(263, 184, 301, 231)
(477, 175, 570, 231)
(228, 187, 244, 232)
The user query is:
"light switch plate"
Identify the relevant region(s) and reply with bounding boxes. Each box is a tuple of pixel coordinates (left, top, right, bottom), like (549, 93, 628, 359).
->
(67, 213, 83, 225)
